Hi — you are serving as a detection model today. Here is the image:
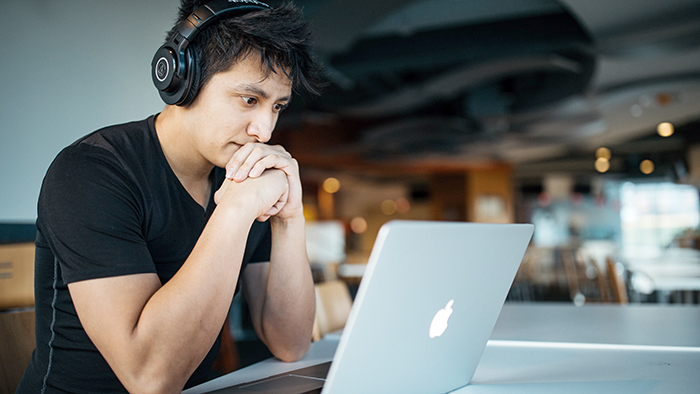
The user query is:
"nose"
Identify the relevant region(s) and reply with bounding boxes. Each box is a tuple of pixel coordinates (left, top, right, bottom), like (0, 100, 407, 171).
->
(247, 110, 276, 143)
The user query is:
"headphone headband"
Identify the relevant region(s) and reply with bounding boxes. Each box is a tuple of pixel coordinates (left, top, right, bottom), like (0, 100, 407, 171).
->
(176, 0, 270, 54)
(152, 0, 270, 105)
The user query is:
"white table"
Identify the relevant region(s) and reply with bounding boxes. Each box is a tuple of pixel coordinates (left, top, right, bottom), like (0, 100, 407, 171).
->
(626, 248, 700, 302)
(465, 344, 699, 394)
(186, 303, 700, 394)
(491, 303, 700, 347)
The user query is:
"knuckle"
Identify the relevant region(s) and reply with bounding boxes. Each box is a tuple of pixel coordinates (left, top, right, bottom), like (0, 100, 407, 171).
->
(271, 144, 290, 154)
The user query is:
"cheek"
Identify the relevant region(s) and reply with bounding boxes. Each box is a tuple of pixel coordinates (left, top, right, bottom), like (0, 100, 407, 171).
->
(204, 130, 244, 165)
(192, 126, 227, 159)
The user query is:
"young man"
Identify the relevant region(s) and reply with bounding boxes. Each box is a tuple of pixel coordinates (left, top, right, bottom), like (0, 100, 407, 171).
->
(17, 1, 324, 393)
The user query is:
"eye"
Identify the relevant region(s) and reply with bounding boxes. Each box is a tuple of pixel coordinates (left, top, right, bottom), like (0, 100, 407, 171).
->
(242, 96, 257, 106)
(274, 103, 289, 113)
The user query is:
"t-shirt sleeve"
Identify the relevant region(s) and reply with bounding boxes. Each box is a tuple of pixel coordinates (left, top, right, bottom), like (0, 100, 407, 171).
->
(38, 143, 155, 284)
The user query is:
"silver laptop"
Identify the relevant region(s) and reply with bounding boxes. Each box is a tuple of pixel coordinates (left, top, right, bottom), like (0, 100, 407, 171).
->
(212, 220, 534, 394)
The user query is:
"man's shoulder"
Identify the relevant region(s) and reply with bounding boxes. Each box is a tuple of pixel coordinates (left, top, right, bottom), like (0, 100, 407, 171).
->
(51, 115, 158, 171)
(43, 115, 163, 197)
(77, 115, 156, 154)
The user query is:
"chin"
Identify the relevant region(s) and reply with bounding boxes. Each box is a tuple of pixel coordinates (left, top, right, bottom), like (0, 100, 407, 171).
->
(217, 144, 242, 168)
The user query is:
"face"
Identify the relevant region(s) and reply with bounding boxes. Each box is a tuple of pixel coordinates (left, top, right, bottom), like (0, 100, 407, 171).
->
(182, 54, 293, 169)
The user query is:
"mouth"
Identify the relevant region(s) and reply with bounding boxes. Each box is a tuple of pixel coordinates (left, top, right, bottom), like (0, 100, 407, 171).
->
(228, 142, 244, 151)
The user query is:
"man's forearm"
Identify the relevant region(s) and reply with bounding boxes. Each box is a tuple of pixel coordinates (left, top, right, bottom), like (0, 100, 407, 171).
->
(261, 215, 315, 362)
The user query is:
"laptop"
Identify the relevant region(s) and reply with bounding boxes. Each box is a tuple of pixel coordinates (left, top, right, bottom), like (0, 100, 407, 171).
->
(210, 220, 534, 394)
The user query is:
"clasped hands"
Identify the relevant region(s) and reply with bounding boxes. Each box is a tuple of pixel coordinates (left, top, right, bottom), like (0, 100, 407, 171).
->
(214, 142, 303, 222)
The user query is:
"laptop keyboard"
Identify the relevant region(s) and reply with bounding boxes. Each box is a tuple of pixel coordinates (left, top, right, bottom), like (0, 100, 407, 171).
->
(299, 389, 323, 394)
(207, 362, 332, 393)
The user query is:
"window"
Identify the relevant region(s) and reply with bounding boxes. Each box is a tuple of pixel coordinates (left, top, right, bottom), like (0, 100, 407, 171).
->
(619, 182, 700, 259)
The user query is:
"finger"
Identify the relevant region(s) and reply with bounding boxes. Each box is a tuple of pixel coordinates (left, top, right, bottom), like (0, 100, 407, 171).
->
(241, 149, 295, 181)
(258, 181, 289, 220)
(225, 143, 267, 181)
(230, 145, 284, 182)
(270, 184, 289, 214)
(257, 200, 284, 222)
(258, 202, 282, 221)
(225, 161, 240, 180)
(225, 144, 256, 180)
(247, 154, 285, 178)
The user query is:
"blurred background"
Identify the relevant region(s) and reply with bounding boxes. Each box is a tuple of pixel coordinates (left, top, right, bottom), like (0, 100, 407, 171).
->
(2, 0, 700, 373)
(264, 0, 700, 308)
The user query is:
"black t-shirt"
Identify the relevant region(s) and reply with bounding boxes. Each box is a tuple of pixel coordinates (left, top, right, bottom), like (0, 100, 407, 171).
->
(17, 115, 271, 393)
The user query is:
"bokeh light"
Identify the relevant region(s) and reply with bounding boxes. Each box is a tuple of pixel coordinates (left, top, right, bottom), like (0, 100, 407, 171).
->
(640, 159, 654, 175)
(396, 197, 410, 214)
(657, 122, 674, 137)
(595, 147, 611, 160)
(381, 199, 397, 215)
(350, 216, 368, 234)
(322, 177, 341, 194)
(595, 157, 610, 173)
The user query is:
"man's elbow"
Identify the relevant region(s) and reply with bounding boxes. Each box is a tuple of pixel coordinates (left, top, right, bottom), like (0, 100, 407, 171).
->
(117, 365, 188, 394)
(272, 339, 311, 363)
(124, 380, 173, 394)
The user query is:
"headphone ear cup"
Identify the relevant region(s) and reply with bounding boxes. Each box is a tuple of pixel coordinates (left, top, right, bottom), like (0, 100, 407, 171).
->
(152, 43, 195, 105)
(178, 47, 201, 106)
(152, 46, 178, 93)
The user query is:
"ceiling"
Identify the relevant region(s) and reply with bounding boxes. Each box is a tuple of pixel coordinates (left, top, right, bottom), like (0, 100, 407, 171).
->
(267, 0, 700, 182)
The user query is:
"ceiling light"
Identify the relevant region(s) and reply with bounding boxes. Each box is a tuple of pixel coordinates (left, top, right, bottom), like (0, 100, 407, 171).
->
(657, 122, 674, 137)
(595, 157, 610, 173)
(595, 147, 611, 160)
(640, 159, 654, 175)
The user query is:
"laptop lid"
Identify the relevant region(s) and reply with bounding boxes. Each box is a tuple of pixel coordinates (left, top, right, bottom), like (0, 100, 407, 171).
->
(322, 220, 534, 394)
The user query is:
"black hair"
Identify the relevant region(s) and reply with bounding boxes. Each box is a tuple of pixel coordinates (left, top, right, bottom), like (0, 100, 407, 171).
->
(165, 0, 324, 101)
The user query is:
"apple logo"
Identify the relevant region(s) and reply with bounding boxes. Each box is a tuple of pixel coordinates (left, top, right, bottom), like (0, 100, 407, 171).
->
(429, 299, 454, 338)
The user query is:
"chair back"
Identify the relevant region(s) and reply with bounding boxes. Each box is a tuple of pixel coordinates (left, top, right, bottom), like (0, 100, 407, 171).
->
(312, 280, 353, 341)
(0, 243, 35, 310)
(606, 256, 629, 304)
(0, 309, 35, 394)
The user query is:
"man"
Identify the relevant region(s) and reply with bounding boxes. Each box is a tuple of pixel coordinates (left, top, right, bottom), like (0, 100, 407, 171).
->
(17, 1, 324, 393)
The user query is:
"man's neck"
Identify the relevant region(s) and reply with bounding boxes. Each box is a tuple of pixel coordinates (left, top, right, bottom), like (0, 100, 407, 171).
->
(155, 106, 214, 209)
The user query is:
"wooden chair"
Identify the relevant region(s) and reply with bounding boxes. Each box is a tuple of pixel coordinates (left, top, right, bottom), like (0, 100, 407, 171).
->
(561, 248, 581, 301)
(562, 248, 615, 304)
(592, 256, 612, 303)
(0, 309, 36, 394)
(211, 318, 240, 375)
(0, 243, 37, 394)
(0, 243, 35, 311)
(606, 256, 629, 304)
(312, 280, 353, 342)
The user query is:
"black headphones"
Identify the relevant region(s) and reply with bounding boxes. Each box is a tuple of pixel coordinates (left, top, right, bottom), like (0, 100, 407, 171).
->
(151, 0, 270, 106)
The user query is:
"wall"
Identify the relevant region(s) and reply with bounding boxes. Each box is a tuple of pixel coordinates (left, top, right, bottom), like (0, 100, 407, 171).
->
(0, 0, 175, 222)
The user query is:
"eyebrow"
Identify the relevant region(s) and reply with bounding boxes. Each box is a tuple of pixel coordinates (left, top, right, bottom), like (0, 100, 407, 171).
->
(237, 83, 291, 103)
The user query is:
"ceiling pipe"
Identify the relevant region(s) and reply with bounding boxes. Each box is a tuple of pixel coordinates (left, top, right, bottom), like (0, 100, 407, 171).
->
(338, 54, 584, 118)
